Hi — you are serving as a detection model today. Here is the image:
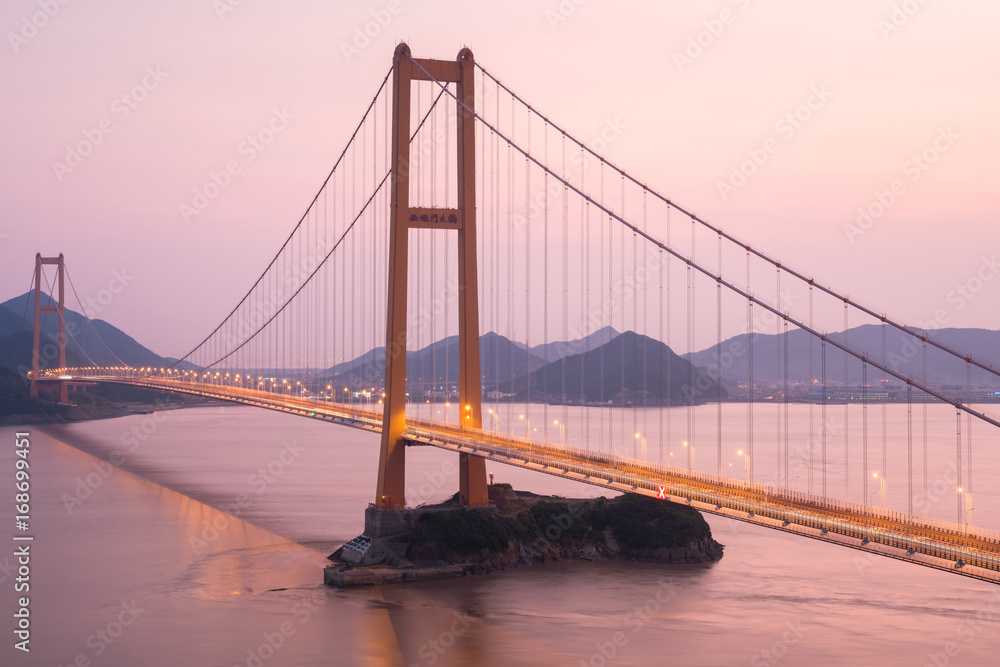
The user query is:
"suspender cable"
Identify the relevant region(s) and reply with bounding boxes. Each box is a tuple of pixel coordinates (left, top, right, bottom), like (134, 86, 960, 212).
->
(784, 317, 790, 490)
(863, 360, 869, 506)
(822, 337, 827, 497)
(967, 360, 973, 527)
(717, 231, 723, 479)
(881, 320, 887, 505)
(809, 283, 814, 494)
(844, 301, 850, 502)
(777, 265, 783, 486)
(907, 381, 913, 515)
(748, 252, 754, 483)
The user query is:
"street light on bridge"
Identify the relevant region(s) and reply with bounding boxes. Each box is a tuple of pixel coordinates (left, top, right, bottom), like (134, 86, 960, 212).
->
(634, 433, 647, 460)
(873, 472, 886, 509)
(867, 488, 880, 545)
(959, 487, 975, 552)
(554, 420, 566, 446)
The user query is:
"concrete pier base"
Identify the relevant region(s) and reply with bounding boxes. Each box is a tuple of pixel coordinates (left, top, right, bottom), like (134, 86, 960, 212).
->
(364, 504, 417, 537)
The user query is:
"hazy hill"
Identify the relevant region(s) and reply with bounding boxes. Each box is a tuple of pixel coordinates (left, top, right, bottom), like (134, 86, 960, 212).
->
(0, 290, 190, 376)
(528, 326, 621, 363)
(325, 331, 548, 389)
(503, 331, 726, 406)
(686, 324, 1000, 388)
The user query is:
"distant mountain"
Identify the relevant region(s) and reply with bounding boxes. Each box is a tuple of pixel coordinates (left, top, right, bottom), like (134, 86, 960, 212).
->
(502, 331, 726, 406)
(331, 327, 624, 388)
(324, 331, 547, 390)
(528, 326, 621, 363)
(0, 291, 190, 377)
(0, 302, 25, 338)
(686, 324, 1000, 388)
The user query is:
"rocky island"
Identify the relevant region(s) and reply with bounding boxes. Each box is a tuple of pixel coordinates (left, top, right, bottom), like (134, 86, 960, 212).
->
(324, 485, 724, 587)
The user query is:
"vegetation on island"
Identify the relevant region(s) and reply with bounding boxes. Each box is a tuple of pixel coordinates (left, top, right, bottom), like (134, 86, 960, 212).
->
(405, 486, 721, 564)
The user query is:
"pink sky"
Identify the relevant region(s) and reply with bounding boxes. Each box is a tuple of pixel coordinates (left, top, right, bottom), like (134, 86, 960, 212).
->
(2, 0, 998, 358)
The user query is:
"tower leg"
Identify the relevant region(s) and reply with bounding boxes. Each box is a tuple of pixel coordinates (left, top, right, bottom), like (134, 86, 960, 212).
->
(456, 47, 489, 507)
(375, 45, 413, 510)
(57, 253, 68, 403)
(30, 254, 41, 398)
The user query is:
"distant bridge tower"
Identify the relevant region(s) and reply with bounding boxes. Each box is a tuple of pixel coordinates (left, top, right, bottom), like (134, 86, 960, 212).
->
(30, 252, 68, 403)
(376, 44, 489, 510)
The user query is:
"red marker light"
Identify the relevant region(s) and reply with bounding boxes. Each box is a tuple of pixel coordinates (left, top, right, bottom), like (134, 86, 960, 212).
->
(657, 486, 666, 500)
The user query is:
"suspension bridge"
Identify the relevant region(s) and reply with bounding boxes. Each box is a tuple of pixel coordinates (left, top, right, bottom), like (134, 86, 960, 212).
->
(23, 44, 1000, 584)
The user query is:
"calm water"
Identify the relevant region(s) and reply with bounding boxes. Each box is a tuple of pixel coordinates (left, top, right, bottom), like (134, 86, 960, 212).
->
(1, 404, 998, 666)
